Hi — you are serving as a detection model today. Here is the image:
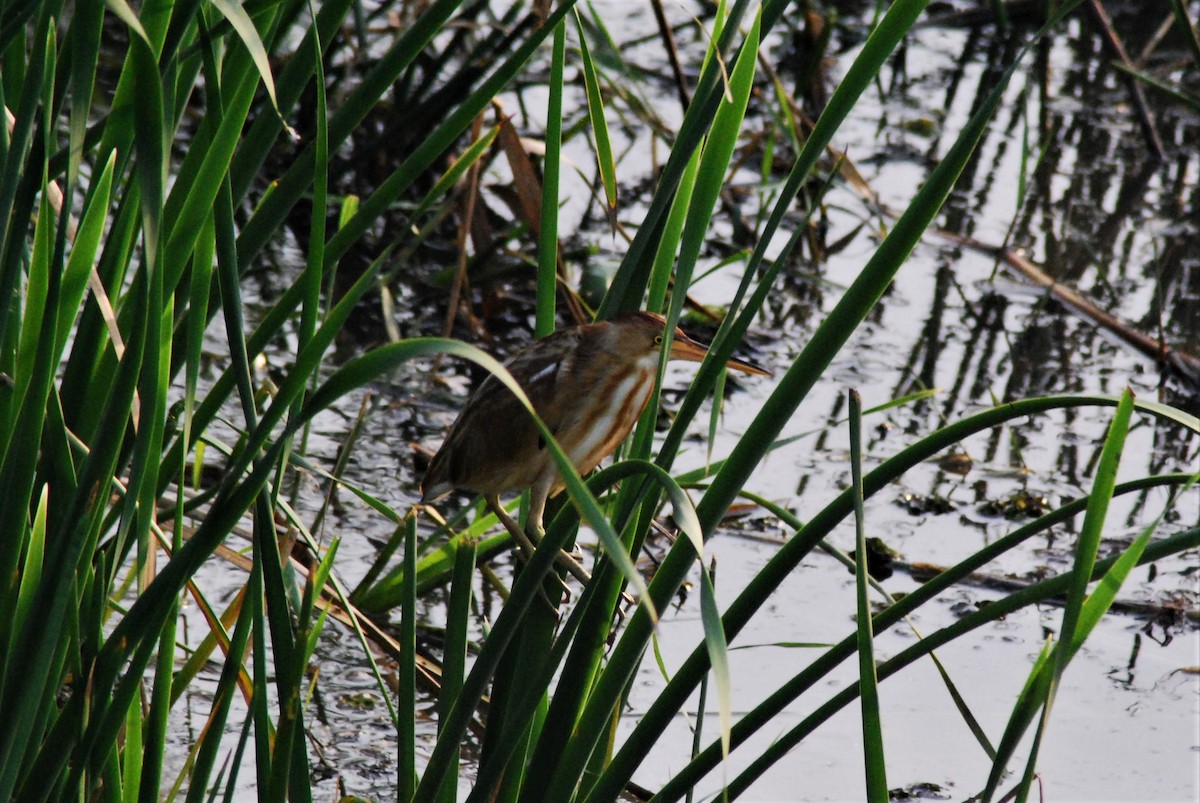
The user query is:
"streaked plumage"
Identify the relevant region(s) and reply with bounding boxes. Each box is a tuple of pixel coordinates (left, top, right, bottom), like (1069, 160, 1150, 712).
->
(421, 311, 769, 538)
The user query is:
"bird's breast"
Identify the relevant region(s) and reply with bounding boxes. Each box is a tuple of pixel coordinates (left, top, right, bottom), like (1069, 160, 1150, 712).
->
(562, 360, 656, 475)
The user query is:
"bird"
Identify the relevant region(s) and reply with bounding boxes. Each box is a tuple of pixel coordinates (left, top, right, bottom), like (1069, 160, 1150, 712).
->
(420, 311, 770, 579)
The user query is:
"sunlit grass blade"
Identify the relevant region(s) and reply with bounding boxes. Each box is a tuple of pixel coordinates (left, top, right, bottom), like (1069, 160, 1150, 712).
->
(8, 487, 47, 659)
(209, 0, 297, 137)
(646, 147, 700, 316)
(121, 691, 143, 800)
(104, 0, 152, 44)
(1008, 478, 1197, 799)
(665, 6, 759, 327)
(56, 152, 114, 352)
(121, 12, 169, 617)
(301, 541, 338, 664)
(1072, 479, 1196, 660)
(226, 0, 351, 203)
(65, 0, 102, 184)
(574, 8, 618, 214)
(14, 186, 54, 429)
(698, 568, 731, 765)
(162, 64, 260, 291)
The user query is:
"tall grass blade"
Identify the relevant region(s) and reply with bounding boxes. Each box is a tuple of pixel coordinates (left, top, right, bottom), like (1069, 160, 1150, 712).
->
(437, 536, 477, 803)
(645, 148, 700, 316)
(56, 153, 115, 352)
(8, 486, 47, 659)
(209, 0, 295, 135)
(66, 0, 102, 184)
(121, 693, 143, 802)
(537, 19, 566, 335)
(228, 0, 352, 202)
(574, 8, 617, 214)
(162, 66, 260, 291)
(849, 390, 887, 801)
(666, 6, 758, 330)
(399, 512, 418, 799)
(1056, 389, 1134, 678)
(1004, 389, 1136, 803)
(698, 568, 731, 765)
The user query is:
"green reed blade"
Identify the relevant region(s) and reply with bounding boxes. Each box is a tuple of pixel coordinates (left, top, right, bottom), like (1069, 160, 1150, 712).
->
(850, 391, 887, 801)
(574, 8, 618, 213)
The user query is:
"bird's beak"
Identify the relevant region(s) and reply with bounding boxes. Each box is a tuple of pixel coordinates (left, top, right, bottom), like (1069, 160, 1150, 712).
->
(670, 331, 772, 377)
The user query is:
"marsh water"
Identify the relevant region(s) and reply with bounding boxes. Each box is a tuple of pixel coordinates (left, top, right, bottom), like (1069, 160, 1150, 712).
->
(170, 2, 1199, 800)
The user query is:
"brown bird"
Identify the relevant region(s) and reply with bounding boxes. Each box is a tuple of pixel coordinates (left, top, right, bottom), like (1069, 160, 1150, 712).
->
(421, 311, 770, 578)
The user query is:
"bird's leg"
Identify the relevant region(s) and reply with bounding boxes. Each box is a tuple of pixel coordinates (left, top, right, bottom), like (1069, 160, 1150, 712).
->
(485, 493, 591, 587)
(486, 495, 572, 611)
(485, 495, 634, 610)
(528, 485, 584, 563)
(528, 484, 592, 585)
(486, 495, 540, 561)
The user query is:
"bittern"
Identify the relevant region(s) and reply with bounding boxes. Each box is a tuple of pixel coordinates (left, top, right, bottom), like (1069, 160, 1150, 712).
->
(421, 311, 770, 579)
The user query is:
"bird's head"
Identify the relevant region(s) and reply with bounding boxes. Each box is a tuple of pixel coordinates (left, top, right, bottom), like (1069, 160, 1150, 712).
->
(606, 311, 772, 376)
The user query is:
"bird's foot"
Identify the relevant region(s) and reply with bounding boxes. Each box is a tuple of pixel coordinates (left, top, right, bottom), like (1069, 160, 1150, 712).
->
(525, 523, 592, 586)
(486, 498, 591, 588)
(549, 544, 592, 586)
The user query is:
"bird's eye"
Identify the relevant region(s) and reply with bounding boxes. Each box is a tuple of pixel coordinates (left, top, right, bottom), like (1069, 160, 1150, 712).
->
(654, 335, 664, 345)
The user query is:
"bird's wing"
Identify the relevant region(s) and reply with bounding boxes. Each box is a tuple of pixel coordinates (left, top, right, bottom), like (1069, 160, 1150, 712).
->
(498, 330, 580, 432)
(422, 330, 580, 497)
